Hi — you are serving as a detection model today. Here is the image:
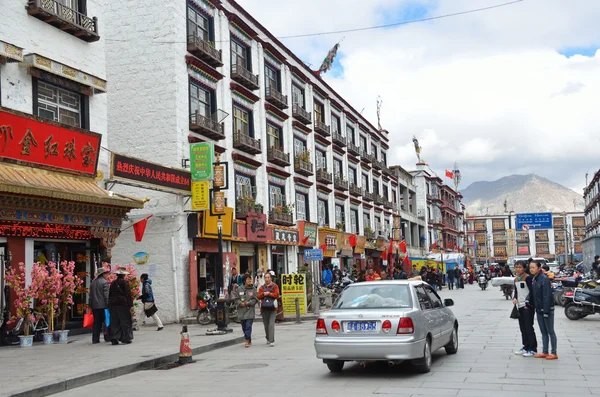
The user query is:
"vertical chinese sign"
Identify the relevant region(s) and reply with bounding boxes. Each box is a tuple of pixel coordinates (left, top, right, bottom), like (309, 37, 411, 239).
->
(281, 273, 307, 315)
(189, 142, 215, 212)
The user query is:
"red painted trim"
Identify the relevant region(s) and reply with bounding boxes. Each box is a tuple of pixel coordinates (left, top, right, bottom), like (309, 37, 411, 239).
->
(265, 103, 289, 120)
(185, 55, 224, 80)
(294, 176, 313, 187)
(266, 166, 291, 178)
(232, 152, 262, 168)
(292, 120, 311, 133)
(314, 134, 331, 146)
(317, 184, 332, 193)
(230, 82, 260, 103)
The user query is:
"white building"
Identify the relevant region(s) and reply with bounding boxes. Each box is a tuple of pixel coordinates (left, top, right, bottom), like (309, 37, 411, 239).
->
(583, 169, 600, 267)
(104, 0, 402, 322)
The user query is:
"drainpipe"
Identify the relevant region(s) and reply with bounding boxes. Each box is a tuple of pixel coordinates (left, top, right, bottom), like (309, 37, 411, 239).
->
(171, 236, 180, 323)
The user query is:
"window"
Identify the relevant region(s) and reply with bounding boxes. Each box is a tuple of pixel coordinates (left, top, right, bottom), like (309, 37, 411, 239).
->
(235, 174, 255, 200)
(350, 209, 358, 233)
(382, 152, 387, 166)
(314, 101, 324, 123)
(347, 125, 355, 144)
(317, 199, 328, 227)
(334, 284, 411, 309)
(373, 180, 379, 195)
(331, 114, 341, 134)
(392, 190, 397, 205)
(36, 81, 82, 128)
(360, 135, 367, 152)
(267, 123, 281, 148)
(362, 173, 369, 191)
(335, 204, 345, 226)
(190, 82, 214, 119)
(382, 184, 388, 200)
(233, 106, 252, 137)
(363, 213, 371, 229)
(375, 216, 381, 232)
(296, 192, 308, 221)
(231, 39, 250, 70)
(292, 85, 304, 108)
(269, 185, 285, 210)
(348, 167, 356, 185)
(188, 6, 212, 41)
(333, 158, 343, 178)
(316, 150, 327, 170)
(415, 285, 433, 310)
(424, 286, 442, 309)
(293, 137, 306, 156)
(265, 65, 280, 93)
(371, 143, 378, 159)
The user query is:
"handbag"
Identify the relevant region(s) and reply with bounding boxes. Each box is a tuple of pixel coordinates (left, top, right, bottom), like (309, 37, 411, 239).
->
(261, 285, 278, 309)
(510, 305, 520, 319)
(104, 308, 110, 327)
(83, 309, 94, 329)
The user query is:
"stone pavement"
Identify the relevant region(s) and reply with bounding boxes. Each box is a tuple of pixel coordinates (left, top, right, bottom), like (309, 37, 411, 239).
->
(49, 281, 600, 397)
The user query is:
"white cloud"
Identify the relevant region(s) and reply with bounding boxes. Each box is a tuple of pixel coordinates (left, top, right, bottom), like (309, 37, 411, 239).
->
(238, 0, 600, 193)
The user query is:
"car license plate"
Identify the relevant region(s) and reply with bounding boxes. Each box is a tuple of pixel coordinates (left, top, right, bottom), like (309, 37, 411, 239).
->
(346, 321, 376, 332)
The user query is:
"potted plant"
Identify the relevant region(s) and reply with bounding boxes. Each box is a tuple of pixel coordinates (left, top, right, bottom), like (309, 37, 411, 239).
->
(336, 222, 345, 231)
(364, 226, 374, 234)
(30, 262, 62, 344)
(295, 150, 311, 163)
(254, 203, 264, 213)
(5, 262, 35, 347)
(57, 261, 83, 343)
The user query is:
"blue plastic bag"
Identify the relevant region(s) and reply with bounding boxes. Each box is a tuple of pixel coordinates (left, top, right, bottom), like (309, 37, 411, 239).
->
(104, 308, 110, 327)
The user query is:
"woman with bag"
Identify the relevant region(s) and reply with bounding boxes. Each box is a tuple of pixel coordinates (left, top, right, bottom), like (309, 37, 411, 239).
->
(139, 273, 164, 331)
(233, 274, 258, 347)
(257, 272, 280, 347)
(109, 268, 134, 345)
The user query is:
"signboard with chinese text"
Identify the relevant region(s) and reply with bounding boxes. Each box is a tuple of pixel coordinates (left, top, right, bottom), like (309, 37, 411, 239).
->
(246, 212, 267, 242)
(111, 153, 191, 194)
(297, 221, 317, 246)
(0, 107, 101, 176)
(281, 273, 307, 315)
(517, 245, 530, 255)
(0, 221, 91, 239)
(272, 228, 299, 245)
(191, 181, 210, 211)
(189, 142, 214, 181)
(516, 213, 553, 230)
(303, 248, 323, 261)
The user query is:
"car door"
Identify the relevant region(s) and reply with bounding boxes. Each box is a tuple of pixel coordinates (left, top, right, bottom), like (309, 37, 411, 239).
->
(414, 285, 438, 344)
(423, 285, 451, 349)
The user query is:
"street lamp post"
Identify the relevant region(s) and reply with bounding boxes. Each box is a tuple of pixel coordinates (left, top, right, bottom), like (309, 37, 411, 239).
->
(563, 212, 568, 265)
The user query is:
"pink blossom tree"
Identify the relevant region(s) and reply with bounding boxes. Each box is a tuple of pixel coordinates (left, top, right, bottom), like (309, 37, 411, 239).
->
(30, 262, 62, 332)
(5, 263, 35, 336)
(58, 261, 83, 331)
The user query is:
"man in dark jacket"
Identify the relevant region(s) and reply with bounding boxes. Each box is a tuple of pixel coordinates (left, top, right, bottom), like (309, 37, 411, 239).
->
(530, 260, 557, 360)
(513, 261, 537, 356)
(90, 267, 110, 344)
(139, 274, 163, 331)
(109, 268, 134, 345)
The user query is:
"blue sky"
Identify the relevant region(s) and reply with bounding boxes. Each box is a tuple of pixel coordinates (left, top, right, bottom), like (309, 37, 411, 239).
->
(558, 46, 598, 58)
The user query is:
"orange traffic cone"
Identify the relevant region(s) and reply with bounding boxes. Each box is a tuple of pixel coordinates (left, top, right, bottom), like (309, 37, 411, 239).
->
(178, 325, 192, 364)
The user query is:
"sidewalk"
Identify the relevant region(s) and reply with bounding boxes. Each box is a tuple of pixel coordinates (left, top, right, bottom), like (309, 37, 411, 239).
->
(0, 321, 256, 397)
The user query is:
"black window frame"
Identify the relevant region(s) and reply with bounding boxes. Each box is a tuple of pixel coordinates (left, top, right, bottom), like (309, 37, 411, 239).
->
(235, 172, 256, 202)
(314, 101, 324, 123)
(231, 37, 251, 71)
(335, 204, 345, 225)
(291, 84, 305, 108)
(415, 285, 433, 310)
(424, 285, 443, 308)
(232, 103, 254, 138)
(264, 64, 281, 92)
(268, 183, 285, 210)
(360, 135, 367, 151)
(333, 158, 343, 178)
(350, 209, 359, 233)
(346, 125, 355, 143)
(331, 113, 341, 133)
(187, 4, 215, 42)
(348, 167, 357, 185)
(32, 77, 89, 130)
(317, 198, 329, 226)
(189, 78, 216, 119)
(362, 172, 369, 191)
(295, 191, 310, 222)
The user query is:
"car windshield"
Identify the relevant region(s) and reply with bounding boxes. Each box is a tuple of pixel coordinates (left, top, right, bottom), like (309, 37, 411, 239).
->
(333, 284, 412, 309)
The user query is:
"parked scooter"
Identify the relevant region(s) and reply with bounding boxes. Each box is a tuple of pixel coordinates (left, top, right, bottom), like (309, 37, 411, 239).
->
(478, 274, 488, 290)
(564, 287, 600, 320)
(196, 291, 240, 325)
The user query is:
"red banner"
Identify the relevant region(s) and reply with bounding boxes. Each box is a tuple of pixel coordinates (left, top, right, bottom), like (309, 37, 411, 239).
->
(0, 107, 101, 176)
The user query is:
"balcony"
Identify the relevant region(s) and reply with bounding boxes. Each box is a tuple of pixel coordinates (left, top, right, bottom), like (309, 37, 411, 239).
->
(372, 159, 384, 170)
(292, 104, 312, 125)
(231, 63, 259, 91)
(235, 199, 263, 220)
(427, 194, 442, 202)
(316, 168, 333, 184)
(314, 119, 330, 136)
(187, 34, 223, 67)
(334, 176, 349, 191)
(347, 142, 360, 156)
(349, 184, 362, 197)
(382, 166, 394, 177)
(267, 146, 290, 167)
(189, 111, 225, 140)
(365, 230, 377, 240)
(384, 200, 393, 210)
(294, 158, 313, 176)
(332, 132, 346, 147)
(233, 132, 261, 155)
(27, 0, 99, 42)
(363, 190, 375, 202)
(269, 210, 295, 226)
(374, 195, 385, 206)
(361, 150, 375, 163)
(265, 87, 288, 109)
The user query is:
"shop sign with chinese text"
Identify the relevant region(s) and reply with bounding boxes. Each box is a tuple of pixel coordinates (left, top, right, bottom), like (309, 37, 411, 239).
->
(190, 142, 214, 181)
(281, 273, 306, 315)
(191, 181, 210, 211)
(0, 107, 101, 176)
(247, 212, 267, 242)
(111, 153, 191, 194)
(272, 228, 299, 245)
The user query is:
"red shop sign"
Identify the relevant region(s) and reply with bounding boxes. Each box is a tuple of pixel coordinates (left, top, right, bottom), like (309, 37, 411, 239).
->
(0, 107, 101, 176)
(111, 153, 191, 193)
(246, 212, 267, 242)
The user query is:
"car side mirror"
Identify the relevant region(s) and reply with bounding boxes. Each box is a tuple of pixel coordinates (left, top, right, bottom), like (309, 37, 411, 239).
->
(444, 298, 454, 307)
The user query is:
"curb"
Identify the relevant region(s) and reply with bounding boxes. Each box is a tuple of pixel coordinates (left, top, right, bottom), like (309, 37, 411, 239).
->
(9, 335, 246, 397)
(182, 315, 320, 325)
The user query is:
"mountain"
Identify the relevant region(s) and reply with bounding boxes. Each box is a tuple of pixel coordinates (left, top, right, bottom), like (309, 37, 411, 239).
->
(461, 174, 584, 215)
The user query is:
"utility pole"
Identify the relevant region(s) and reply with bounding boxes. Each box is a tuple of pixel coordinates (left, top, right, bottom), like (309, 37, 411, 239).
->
(563, 212, 568, 265)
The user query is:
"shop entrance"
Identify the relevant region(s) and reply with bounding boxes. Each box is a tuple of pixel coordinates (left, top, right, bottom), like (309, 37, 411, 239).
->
(271, 245, 286, 280)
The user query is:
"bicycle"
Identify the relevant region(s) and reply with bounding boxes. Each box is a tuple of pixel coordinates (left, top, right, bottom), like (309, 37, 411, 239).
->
(12, 310, 49, 341)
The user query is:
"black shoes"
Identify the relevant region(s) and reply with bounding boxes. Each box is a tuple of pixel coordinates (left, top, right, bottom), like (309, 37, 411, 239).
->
(157, 327, 164, 331)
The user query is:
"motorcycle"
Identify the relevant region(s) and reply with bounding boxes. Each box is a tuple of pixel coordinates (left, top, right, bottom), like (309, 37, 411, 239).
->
(564, 287, 600, 320)
(478, 274, 488, 290)
(196, 291, 240, 325)
(501, 284, 514, 300)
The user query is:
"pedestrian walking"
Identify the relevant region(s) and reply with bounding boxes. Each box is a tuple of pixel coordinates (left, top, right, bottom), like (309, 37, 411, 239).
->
(258, 272, 280, 347)
(513, 261, 537, 357)
(530, 260, 557, 360)
(233, 274, 258, 348)
(109, 267, 133, 345)
(89, 267, 110, 344)
(321, 265, 333, 286)
(448, 267, 455, 290)
(254, 268, 265, 289)
(139, 273, 164, 331)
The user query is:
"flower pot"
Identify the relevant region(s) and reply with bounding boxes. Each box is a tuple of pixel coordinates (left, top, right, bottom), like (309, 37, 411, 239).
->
(42, 332, 54, 344)
(53, 330, 61, 342)
(57, 330, 69, 344)
(19, 335, 34, 347)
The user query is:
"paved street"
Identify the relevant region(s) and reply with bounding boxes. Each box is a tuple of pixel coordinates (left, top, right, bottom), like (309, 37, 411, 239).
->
(40, 282, 600, 397)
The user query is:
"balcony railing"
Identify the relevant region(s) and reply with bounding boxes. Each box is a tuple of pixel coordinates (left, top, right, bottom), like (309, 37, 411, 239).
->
(372, 159, 384, 170)
(362, 190, 375, 202)
(384, 200, 393, 210)
(334, 176, 348, 191)
(27, 0, 99, 42)
(269, 210, 294, 226)
(189, 111, 225, 140)
(382, 166, 394, 177)
(349, 184, 362, 197)
(292, 104, 312, 125)
(365, 230, 377, 240)
(265, 87, 288, 109)
(187, 34, 223, 67)
(235, 199, 263, 220)
(233, 132, 261, 155)
(360, 151, 376, 163)
(267, 146, 290, 167)
(374, 195, 385, 205)
(332, 132, 346, 147)
(314, 119, 330, 136)
(347, 142, 360, 156)
(316, 168, 333, 184)
(294, 158, 313, 176)
(231, 63, 259, 90)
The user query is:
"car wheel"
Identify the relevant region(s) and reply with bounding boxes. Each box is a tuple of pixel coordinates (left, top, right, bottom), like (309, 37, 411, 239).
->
(445, 327, 458, 355)
(413, 338, 432, 373)
(326, 360, 344, 373)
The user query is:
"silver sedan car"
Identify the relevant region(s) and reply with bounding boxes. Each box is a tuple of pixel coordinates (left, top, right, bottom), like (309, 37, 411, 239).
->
(314, 280, 458, 373)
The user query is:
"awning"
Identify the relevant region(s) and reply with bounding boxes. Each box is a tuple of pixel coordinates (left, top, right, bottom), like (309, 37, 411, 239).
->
(0, 163, 144, 209)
